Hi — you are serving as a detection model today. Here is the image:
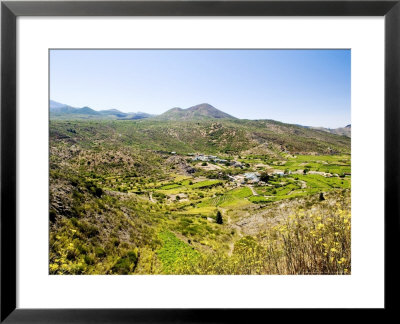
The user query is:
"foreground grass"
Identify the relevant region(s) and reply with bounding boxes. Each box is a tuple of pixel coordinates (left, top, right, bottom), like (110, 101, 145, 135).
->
(173, 196, 351, 275)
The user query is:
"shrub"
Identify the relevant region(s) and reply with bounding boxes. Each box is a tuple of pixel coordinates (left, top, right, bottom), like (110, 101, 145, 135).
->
(49, 209, 57, 223)
(260, 172, 270, 183)
(74, 220, 99, 238)
(70, 217, 79, 226)
(95, 187, 103, 197)
(216, 211, 223, 224)
(84, 254, 95, 265)
(111, 250, 138, 274)
(76, 244, 88, 255)
(111, 238, 120, 247)
(95, 247, 106, 258)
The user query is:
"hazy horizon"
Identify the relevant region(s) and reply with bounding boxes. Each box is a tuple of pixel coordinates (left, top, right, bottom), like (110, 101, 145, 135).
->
(50, 49, 351, 128)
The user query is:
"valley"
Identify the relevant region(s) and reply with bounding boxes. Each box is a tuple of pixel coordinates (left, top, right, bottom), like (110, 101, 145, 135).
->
(49, 105, 351, 275)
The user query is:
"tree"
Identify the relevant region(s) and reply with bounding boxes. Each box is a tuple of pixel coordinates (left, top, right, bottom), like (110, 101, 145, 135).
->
(95, 187, 103, 197)
(216, 210, 223, 224)
(260, 172, 270, 183)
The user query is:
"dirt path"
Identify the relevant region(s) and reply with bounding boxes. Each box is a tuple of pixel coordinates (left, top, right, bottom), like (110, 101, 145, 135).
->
(299, 180, 307, 189)
(149, 192, 155, 203)
(248, 185, 258, 196)
(227, 214, 243, 256)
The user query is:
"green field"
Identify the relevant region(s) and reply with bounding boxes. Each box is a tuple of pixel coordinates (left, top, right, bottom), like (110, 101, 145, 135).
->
(198, 187, 253, 208)
(283, 155, 351, 175)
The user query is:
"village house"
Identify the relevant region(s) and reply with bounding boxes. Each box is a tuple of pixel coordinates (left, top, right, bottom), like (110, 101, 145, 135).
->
(229, 174, 246, 185)
(244, 172, 260, 183)
(215, 158, 228, 164)
(193, 154, 229, 163)
(193, 154, 209, 162)
(231, 161, 243, 168)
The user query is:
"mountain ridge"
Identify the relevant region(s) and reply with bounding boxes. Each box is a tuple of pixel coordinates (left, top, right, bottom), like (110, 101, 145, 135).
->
(49, 100, 350, 137)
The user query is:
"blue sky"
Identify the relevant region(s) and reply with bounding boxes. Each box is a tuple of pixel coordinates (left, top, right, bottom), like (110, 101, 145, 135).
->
(50, 49, 350, 128)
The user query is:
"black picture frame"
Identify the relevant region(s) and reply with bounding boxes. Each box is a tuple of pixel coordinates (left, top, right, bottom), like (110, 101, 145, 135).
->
(1, 0, 399, 322)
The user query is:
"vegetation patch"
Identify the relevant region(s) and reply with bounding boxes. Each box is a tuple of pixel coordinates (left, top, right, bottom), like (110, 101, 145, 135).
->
(157, 231, 200, 274)
(190, 180, 222, 189)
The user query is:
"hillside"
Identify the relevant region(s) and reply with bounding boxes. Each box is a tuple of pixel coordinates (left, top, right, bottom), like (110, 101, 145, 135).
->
(155, 103, 236, 120)
(50, 118, 350, 155)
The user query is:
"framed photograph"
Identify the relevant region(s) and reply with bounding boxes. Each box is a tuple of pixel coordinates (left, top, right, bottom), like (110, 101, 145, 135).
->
(1, 0, 398, 322)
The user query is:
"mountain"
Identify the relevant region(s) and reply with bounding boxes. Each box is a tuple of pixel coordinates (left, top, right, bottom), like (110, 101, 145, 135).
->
(49, 100, 81, 114)
(155, 103, 236, 120)
(308, 124, 351, 138)
(49, 100, 152, 120)
(331, 124, 351, 137)
(50, 100, 72, 109)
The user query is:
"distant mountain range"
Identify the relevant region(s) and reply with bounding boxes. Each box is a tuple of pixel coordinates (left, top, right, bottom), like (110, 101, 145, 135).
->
(49, 100, 350, 137)
(49, 100, 152, 120)
(303, 124, 351, 138)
